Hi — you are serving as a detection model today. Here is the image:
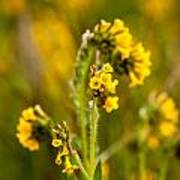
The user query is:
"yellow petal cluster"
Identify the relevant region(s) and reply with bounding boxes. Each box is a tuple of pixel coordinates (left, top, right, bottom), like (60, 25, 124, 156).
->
(103, 96, 119, 113)
(16, 107, 39, 151)
(129, 43, 151, 87)
(159, 121, 177, 138)
(89, 63, 119, 113)
(95, 19, 133, 60)
(156, 92, 179, 123)
(94, 19, 151, 87)
(89, 63, 118, 94)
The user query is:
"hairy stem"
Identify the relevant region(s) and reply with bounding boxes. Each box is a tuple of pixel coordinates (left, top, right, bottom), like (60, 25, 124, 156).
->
(74, 152, 90, 179)
(89, 101, 99, 179)
(74, 47, 95, 168)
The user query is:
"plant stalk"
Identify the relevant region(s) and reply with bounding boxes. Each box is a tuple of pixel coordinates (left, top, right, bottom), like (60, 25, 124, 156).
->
(89, 101, 99, 180)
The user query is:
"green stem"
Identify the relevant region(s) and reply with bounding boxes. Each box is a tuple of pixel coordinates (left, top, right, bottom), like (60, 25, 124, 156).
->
(139, 149, 146, 180)
(89, 101, 99, 179)
(158, 157, 168, 180)
(74, 47, 95, 168)
(74, 152, 90, 180)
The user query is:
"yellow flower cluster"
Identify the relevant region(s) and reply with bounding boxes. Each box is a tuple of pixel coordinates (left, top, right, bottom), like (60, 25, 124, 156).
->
(52, 122, 78, 175)
(94, 19, 133, 60)
(156, 92, 179, 137)
(94, 19, 151, 87)
(16, 105, 47, 151)
(89, 63, 119, 113)
(146, 92, 179, 150)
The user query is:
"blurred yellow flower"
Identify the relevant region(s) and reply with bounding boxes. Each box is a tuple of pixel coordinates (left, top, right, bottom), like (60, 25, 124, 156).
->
(102, 162, 110, 180)
(31, 13, 76, 81)
(58, 0, 94, 12)
(103, 96, 119, 113)
(140, 0, 174, 21)
(155, 92, 179, 123)
(159, 121, 176, 137)
(160, 99, 179, 123)
(16, 105, 48, 151)
(22, 107, 36, 121)
(0, 0, 25, 15)
(16, 116, 39, 151)
(147, 135, 159, 150)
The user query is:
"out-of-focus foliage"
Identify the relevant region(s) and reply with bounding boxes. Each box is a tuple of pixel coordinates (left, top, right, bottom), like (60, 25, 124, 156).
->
(0, 0, 180, 180)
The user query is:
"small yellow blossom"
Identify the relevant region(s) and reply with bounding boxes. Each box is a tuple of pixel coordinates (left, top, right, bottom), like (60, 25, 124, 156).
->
(105, 79, 119, 94)
(55, 152, 63, 165)
(147, 135, 159, 150)
(103, 96, 119, 113)
(159, 97, 179, 123)
(52, 139, 63, 148)
(22, 107, 36, 121)
(159, 121, 176, 137)
(89, 76, 102, 90)
(63, 156, 78, 175)
(102, 63, 113, 73)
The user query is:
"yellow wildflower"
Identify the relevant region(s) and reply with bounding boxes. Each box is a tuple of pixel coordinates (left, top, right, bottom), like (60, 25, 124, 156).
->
(63, 156, 78, 175)
(159, 97, 179, 123)
(103, 96, 119, 113)
(55, 152, 63, 166)
(89, 76, 102, 90)
(94, 19, 133, 59)
(129, 43, 151, 87)
(159, 121, 176, 137)
(105, 79, 119, 94)
(102, 63, 113, 73)
(16, 105, 48, 151)
(52, 139, 63, 148)
(22, 107, 36, 121)
(147, 135, 159, 150)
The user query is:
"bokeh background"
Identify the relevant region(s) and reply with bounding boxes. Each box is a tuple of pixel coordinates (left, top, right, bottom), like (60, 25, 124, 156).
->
(0, 0, 180, 179)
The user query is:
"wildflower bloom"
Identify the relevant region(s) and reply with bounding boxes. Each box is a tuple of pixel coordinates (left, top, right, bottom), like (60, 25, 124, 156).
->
(94, 19, 133, 59)
(89, 63, 119, 113)
(103, 96, 119, 113)
(90, 19, 151, 87)
(159, 121, 177, 137)
(16, 105, 49, 151)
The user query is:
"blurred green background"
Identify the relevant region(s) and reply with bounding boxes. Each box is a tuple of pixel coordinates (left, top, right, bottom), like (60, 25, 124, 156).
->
(0, 0, 180, 179)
